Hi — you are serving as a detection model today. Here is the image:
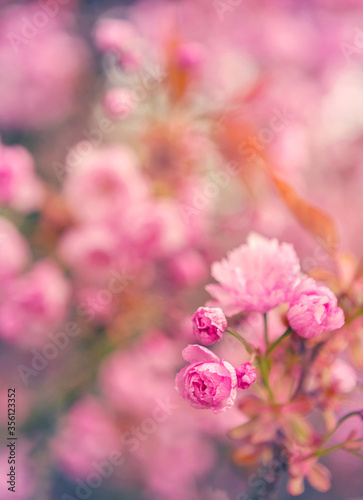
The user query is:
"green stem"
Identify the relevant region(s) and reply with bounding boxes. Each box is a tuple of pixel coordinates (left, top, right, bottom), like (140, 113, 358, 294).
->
(323, 411, 362, 444)
(257, 356, 274, 403)
(226, 329, 254, 354)
(264, 313, 269, 347)
(314, 443, 345, 457)
(345, 450, 363, 460)
(266, 328, 292, 356)
(314, 438, 363, 458)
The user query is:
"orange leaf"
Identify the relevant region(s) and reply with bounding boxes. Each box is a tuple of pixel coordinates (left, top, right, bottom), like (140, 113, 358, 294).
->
(272, 174, 339, 255)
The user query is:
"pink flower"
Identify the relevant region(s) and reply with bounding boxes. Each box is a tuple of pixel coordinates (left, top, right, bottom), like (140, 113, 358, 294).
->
(191, 307, 227, 345)
(52, 397, 120, 478)
(236, 362, 257, 389)
(0, 217, 29, 280)
(0, 260, 70, 346)
(330, 359, 357, 393)
(63, 145, 148, 223)
(0, 143, 43, 212)
(58, 225, 119, 282)
(94, 18, 141, 69)
(206, 233, 300, 315)
(175, 345, 237, 413)
(103, 87, 136, 119)
(168, 249, 207, 287)
(0, 4, 89, 129)
(287, 278, 345, 339)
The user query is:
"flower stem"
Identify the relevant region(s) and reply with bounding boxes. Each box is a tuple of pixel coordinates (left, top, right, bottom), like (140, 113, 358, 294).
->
(226, 329, 254, 354)
(264, 313, 269, 347)
(314, 438, 363, 458)
(257, 356, 274, 402)
(323, 411, 363, 444)
(266, 328, 292, 356)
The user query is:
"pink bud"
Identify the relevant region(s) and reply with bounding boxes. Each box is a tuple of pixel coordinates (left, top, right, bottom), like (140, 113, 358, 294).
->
(191, 307, 227, 345)
(236, 362, 257, 389)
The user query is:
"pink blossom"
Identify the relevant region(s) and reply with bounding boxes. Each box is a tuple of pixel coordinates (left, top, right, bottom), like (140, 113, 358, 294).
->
(206, 233, 300, 315)
(176, 42, 205, 71)
(58, 225, 119, 282)
(0, 143, 44, 212)
(63, 145, 148, 223)
(0, 217, 29, 280)
(191, 307, 227, 345)
(0, 260, 70, 346)
(94, 18, 141, 69)
(101, 333, 180, 416)
(103, 87, 136, 119)
(52, 397, 120, 478)
(141, 426, 216, 500)
(236, 362, 257, 389)
(0, 4, 89, 129)
(330, 359, 357, 394)
(287, 278, 345, 339)
(175, 344, 237, 413)
(168, 249, 207, 286)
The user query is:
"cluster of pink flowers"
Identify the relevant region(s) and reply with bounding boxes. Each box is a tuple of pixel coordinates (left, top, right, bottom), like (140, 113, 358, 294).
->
(207, 233, 344, 338)
(176, 233, 344, 414)
(0, 149, 70, 346)
(1, 0, 363, 499)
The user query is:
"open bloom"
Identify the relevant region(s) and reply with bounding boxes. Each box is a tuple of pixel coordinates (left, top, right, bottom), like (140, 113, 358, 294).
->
(236, 362, 257, 389)
(206, 233, 300, 315)
(175, 345, 237, 413)
(191, 307, 227, 345)
(287, 278, 345, 338)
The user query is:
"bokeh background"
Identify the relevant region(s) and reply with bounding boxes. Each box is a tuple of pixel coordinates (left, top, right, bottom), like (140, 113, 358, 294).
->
(0, 0, 363, 499)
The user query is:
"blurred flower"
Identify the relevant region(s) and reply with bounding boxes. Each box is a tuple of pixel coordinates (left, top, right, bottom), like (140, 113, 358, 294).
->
(94, 17, 142, 69)
(52, 397, 120, 478)
(102, 87, 136, 119)
(0, 143, 44, 212)
(63, 145, 148, 223)
(0, 217, 29, 280)
(0, 3, 89, 129)
(175, 344, 237, 413)
(0, 260, 70, 346)
(287, 278, 345, 339)
(101, 333, 180, 416)
(191, 307, 227, 345)
(330, 359, 357, 394)
(287, 445, 331, 496)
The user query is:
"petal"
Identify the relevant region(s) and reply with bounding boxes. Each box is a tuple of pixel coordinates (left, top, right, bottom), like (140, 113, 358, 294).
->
(287, 476, 305, 496)
(182, 344, 220, 364)
(308, 463, 331, 492)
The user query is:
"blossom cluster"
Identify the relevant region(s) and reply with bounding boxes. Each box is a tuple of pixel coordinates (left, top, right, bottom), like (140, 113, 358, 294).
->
(1, 1, 363, 500)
